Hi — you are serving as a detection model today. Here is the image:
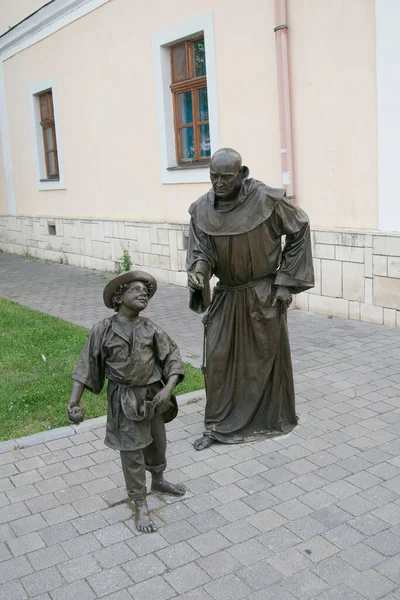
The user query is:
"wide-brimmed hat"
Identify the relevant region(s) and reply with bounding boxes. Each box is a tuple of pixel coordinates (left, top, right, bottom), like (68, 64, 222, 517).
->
(103, 270, 157, 309)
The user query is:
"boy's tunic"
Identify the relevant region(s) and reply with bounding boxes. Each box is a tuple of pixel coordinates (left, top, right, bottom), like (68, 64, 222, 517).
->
(73, 315, 184, 451)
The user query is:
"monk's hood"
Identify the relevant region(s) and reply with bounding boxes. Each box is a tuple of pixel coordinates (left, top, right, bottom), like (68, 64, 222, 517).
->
(188, 177, 286, 236)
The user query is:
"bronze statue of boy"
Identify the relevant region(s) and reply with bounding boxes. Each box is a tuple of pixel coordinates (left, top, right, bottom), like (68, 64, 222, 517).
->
(66, 271, 185, 533)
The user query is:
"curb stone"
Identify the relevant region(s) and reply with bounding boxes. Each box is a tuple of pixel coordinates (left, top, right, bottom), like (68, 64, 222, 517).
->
(0, 389, 206, 452)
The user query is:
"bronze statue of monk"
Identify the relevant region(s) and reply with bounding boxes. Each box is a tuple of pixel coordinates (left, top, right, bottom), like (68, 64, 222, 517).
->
(187, 148, 314, 451)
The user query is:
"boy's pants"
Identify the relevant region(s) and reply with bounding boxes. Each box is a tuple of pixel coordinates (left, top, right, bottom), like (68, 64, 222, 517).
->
(120, 413, 166, 501)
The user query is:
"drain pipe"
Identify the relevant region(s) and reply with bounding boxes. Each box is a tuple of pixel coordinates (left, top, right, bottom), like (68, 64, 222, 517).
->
(274, 0, 295, 201)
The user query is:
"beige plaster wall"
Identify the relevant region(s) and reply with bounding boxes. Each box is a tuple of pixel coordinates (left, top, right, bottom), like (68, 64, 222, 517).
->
(288, 0, 378, 229)
(0, 134, 7, 214)
(0, 0, 47, 36)
(2, 0, 378, 229)
(2, 0, 281, 223)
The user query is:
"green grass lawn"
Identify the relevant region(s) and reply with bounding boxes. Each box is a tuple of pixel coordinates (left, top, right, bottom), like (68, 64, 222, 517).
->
(0, 298, 204, 442)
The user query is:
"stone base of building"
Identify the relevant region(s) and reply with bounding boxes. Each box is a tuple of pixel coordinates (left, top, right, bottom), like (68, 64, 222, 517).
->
(1, 216, 400, 327)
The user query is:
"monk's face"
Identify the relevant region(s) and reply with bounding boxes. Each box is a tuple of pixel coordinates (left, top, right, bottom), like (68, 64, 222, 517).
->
(122, 281, 149, 313)
(210, 154, 242, 199)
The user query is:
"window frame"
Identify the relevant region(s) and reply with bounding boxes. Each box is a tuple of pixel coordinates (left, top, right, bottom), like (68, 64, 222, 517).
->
(170, 36, 210, 165)
(38, 90, 60, 180)
(29, 77, 65, 191)
(152, 11, 220, 184)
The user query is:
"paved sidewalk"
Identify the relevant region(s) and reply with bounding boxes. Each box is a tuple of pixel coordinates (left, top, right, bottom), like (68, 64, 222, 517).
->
(0, 251, 400, 600)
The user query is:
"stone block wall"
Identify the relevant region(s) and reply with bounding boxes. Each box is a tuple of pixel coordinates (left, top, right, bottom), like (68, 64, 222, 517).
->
(296, 229, 400, 327)
(0, 215, 190, 287)
(1, 216, 400, 326)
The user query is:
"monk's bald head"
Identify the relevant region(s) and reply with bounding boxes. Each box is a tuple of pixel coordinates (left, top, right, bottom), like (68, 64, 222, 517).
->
(210, 148, 242, 171)
(210, 148, 245, 200)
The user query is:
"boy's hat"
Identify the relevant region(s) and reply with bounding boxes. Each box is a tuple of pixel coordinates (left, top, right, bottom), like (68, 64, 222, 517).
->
(103, 271, 157, 308)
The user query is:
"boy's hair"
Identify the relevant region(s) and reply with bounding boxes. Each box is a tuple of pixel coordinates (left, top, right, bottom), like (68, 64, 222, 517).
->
(112, 284, 129, 312)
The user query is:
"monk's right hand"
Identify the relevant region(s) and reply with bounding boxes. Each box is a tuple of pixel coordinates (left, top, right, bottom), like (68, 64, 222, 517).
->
(188, 272, 204, 290)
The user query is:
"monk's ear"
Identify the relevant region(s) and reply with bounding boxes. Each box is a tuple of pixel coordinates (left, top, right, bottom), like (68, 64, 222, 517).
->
(240, 165, 250, 180)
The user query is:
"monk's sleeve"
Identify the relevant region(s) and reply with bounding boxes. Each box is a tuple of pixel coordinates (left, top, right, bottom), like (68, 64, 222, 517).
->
(273, 197, 315, 294)
(154, 327, 185, 385)
(72, 321, 106, 394)
(186, 217, 215, 313)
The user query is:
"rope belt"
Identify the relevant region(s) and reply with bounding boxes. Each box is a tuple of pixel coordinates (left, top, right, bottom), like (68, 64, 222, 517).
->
(215, 274, 273, 293)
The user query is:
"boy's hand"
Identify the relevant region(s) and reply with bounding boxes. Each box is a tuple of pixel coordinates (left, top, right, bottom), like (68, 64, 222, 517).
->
(153, 388, 173, 414)
(66, 402, 85, 424)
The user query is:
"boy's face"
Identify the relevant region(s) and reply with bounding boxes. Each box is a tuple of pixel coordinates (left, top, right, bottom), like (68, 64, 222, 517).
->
(121, 281, 149, 313)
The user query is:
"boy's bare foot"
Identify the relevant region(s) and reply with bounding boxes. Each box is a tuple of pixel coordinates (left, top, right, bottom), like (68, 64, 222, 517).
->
(134, 499, 156, 533)
(151, 477, 186, 496)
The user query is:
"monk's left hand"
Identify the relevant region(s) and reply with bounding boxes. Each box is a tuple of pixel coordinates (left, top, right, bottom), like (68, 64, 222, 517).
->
(153, 388, 173, 414)
(272, 285, 292, 312)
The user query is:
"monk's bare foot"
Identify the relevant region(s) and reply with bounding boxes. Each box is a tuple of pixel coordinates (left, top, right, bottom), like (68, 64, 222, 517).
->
(151, 477, 186, 496)
(193, 436, 214, 451)
(134, 499, 156, 533)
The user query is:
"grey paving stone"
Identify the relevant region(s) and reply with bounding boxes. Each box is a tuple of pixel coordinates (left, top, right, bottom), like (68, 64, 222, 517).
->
(247, 582, 298, 600)
(242, 490, 279, 511)
(92, 522, 133, 547)
(0, 502, 30, 525)
(129, 575, 176, 600)
(187, 509, 228, 534)
(300, 489, 336, 510)
(164, 562, 210, 594)
(0, 580, 28, 600)
(160, 520, 201, 544)
(123, 554, 166, 583)
(285, 515, 328, 541)
(71, 512, 109, 534)
(313, 505, 351, 528)
(237, 559, 282, 591)
(184, 477, 219, 495)
(0, 555, 32, 584)
(6, 484, 40, 504)
(204, 573, 252, 600)
(8, 531, 45, 557)
(246, 508, 288, 533)
(314, 584, 366, 600)
(282, 569, 329, 599)
(375, 554, 400, 584)
(365, 530, 400, 556)
(373, 502, 400, 526)
(50, 580, 97, 600)
(321, 523, 365, 549)
(269, 481, 305, 501)
(61, 532, 102, 558)
(227, 538, 272, 566)
(267, 547, 312, 577)
(20, 566, 64, 596)
(26, 492, 60, 514)
(360, 484, 398, 507)
(187, 530, 231, 557)
(218, 518, 259, 543)
(10, 513, 47, 536)
(214, 499, 255, 522)
(156, 540, 200, 568)
(196, 549, 240, 579)
(39, 522, 78, 546)
(93, 540, 136, 568)
(346, 569, 397, 600)
(87, 566, 133, 597)
(27, 545, 68, 570)
(311, 554, 360, 586)
(274, 498, 312, 520)
(339, 542, 386, 571)
(297, 535, 339, 563)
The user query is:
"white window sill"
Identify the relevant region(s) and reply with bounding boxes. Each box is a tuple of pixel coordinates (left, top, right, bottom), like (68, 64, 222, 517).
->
(38, 178, 66, 191)
(162, 165, 211, 184)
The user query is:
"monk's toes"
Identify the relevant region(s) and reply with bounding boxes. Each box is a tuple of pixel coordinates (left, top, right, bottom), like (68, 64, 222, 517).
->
(193, 436, 214, 451)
